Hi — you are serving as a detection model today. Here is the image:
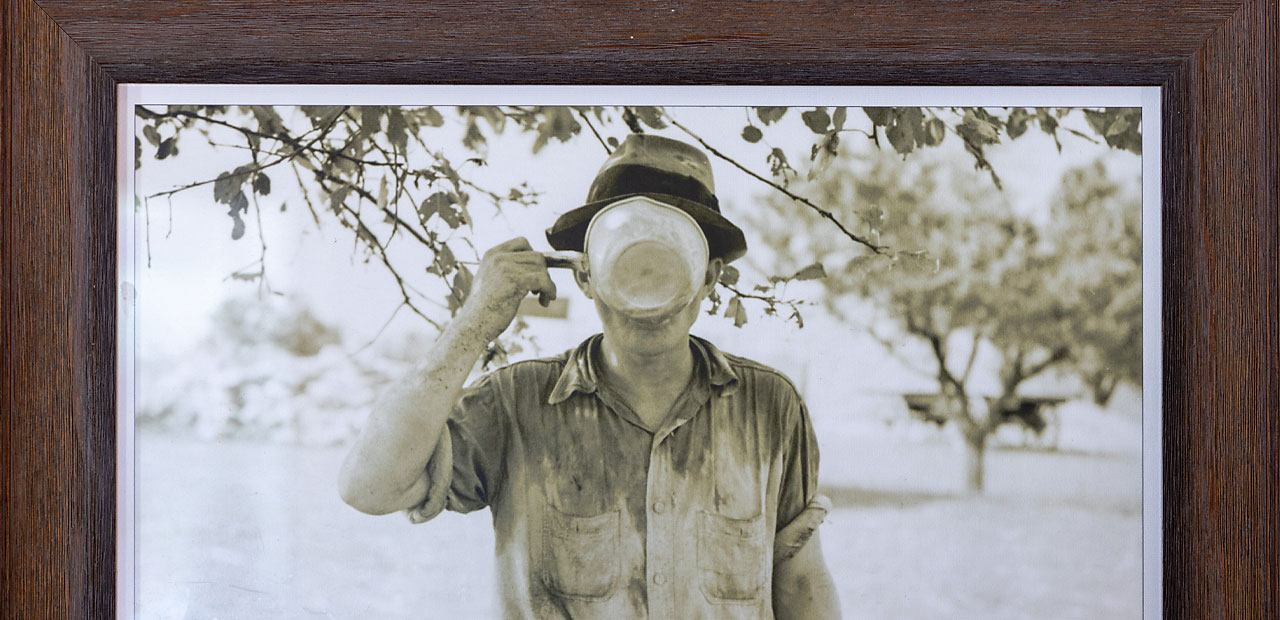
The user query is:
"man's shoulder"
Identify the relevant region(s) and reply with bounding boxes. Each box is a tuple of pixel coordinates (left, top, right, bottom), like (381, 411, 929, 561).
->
(697, 338, 804, 398)
(479, 350, 570, 383)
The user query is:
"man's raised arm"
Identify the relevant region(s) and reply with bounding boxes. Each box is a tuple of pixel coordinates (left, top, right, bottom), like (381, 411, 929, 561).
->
(337, 238, 556, 515)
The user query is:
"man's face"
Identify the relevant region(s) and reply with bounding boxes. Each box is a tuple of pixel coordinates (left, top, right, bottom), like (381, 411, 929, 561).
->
(578, 258, 723, 356)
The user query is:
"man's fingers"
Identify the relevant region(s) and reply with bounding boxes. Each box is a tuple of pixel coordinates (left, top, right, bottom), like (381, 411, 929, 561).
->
(534, 270, 558, 307)
(486, 237, 533, 257)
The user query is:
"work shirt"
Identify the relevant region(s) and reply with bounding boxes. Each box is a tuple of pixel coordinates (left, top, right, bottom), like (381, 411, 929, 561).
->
(408, 334, 828, 619)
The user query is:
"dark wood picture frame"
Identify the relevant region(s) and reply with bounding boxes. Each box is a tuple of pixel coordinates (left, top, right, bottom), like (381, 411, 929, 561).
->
(3, 1, 1275, 617)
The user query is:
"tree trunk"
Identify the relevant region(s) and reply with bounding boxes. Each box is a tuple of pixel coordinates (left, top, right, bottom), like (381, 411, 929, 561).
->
(962, 434, 986, 494)
(1088, 371, 1119, 407)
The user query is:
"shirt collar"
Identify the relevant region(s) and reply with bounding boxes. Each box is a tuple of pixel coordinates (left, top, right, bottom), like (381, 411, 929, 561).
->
(548, 334, 739, 405)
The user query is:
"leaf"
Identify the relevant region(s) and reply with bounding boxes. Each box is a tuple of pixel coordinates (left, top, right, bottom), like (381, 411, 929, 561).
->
(467, 106, 506, 132)
(387, 108, 409, 151)
(723, 296, 748, 327)
(299, 105, 344, 128)
(532, 107, 580, 153)
(864, 107, 892, 126)
(633, 106, 667, 129)
(808, 132, 839, 180)
(213, 171, 243, 204)
(359, 106, 386, 136)
(436, 243, 456, 275)
(252, 173, 271, 196)
(792, 262, 827, 281)
(1083, 109, 1110, 136)
(923, 118, 947, 146)
(958, 110, 1000, 144)
(607, 136, 619, 149)
(375, 176, 389, 209)
(229, 190, 249, 215)
(756, 106, 787, 125)
(227, 190, 249, 240)
(719, 264, 740, 286)
(1035, 108, 1062, 151)
(741, 125, 763, 143)
(355, 223, 378, 246)
(134, 137, 142, 168)
(462, 120, 486, 152)
(156, 137, 175, 160)
(1105, 115, 1130, 137)
(328, 185, 351, 214)
(418, 191, 454, 224)
(249, 106, 286, 136)
(447, 265, 474, 313)
(142, 124, 161, 147)
(1005, 108, 1030, 139)
(801, 108, 831, 134)
(885, 121, 914, 155)
(832, 106, 847, 132)
(767, 148, 793, 180)
(420, 106, 445, 128)
(789, 309, 804, 329)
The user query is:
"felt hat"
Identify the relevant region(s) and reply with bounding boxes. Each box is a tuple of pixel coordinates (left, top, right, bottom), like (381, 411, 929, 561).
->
(545, 133, 747, 263)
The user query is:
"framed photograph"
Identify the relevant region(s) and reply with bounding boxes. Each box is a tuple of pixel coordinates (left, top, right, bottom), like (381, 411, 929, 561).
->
(116, 86, 1158, 619)
(3, 2, 1275, 619)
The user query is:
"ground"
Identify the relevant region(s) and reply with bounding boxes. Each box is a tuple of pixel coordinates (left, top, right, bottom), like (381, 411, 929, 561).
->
(135, 432, 1142, 619)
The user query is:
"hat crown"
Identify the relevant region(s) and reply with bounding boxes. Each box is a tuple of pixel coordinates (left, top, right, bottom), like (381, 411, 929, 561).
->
(585, 134, 716, 205)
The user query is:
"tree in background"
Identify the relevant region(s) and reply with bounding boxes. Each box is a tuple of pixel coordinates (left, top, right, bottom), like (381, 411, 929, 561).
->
(749, 148, 1141, 492)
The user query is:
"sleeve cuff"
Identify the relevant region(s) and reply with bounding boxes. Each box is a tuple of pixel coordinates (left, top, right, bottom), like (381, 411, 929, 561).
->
(404, 432, 453, 524)
(773, 493, 831, 563)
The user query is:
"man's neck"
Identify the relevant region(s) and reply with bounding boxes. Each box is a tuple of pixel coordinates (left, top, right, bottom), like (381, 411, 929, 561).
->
(597, 333, 695, 403)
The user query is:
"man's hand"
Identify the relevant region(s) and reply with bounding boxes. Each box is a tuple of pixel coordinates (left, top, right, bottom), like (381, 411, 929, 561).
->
(339, 239, 554, 516)
(457, 237, 558, 342)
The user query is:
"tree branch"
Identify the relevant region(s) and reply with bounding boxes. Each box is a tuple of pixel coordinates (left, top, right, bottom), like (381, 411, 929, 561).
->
(146, 107, 347, 199)
(666, 115, 888, 255)
(576, 109, 612, 154)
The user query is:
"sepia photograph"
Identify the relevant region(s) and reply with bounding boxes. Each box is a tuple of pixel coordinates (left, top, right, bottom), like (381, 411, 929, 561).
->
(119, 87, 1157, 619)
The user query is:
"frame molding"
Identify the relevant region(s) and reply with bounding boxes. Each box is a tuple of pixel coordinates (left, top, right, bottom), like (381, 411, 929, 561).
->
(3, 1, 1276, 617)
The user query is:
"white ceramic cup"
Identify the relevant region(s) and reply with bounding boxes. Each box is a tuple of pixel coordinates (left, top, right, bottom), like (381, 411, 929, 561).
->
(584, 196, 709, 321)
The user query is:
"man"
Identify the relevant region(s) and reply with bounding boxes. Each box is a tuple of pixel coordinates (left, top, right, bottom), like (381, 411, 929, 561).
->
(339, 134, 840, 619)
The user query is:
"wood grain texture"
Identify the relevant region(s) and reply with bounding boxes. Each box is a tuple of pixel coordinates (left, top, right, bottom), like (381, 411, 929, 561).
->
(3, 0, 117, 618)
(25, 0, 1247, 84)
(1162, 1, 1279, 617)
(2, 0, 1276, 618)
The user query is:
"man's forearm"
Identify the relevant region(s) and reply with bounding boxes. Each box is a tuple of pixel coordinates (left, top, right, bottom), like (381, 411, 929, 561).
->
(772, 531, 842, 619)
(338, 314, 491, 514)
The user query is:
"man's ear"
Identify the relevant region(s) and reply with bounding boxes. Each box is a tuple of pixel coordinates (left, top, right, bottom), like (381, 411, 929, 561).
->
(573, 265, 594, 299)
(703, 258, 724, 290)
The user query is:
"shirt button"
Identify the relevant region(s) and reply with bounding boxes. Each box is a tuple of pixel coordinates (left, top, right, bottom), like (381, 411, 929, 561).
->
(652, 500, 666, 514)
(653, 573, 667, 585)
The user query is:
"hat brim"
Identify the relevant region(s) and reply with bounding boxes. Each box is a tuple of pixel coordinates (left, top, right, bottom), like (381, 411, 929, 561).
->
(546, 192, 747, 263)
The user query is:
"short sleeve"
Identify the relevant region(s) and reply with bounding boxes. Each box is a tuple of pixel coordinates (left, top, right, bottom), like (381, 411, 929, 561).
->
(405, 374, 508, 523)
(773, 396, 829, 562)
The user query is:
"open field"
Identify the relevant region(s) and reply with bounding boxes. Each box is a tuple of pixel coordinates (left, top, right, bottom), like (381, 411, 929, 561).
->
(135, 432, 1142, 619)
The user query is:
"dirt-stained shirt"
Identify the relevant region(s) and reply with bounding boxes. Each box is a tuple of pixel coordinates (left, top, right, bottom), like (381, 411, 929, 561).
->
(408, 334, 828, 619)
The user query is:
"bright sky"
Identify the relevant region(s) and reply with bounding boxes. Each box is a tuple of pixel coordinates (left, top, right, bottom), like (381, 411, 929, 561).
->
(130, 101, 1141, 403)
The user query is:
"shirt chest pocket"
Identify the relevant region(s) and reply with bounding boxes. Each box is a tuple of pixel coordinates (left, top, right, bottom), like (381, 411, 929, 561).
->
(697, 511, 767, 603)
(541, 507, 620, 601)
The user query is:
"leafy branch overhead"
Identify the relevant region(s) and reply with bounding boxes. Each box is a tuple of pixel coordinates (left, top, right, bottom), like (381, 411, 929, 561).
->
(137, 104, 1141, 342)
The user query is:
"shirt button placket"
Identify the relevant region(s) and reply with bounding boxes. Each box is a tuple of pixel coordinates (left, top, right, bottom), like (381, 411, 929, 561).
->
(646, 436, 672, 619)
